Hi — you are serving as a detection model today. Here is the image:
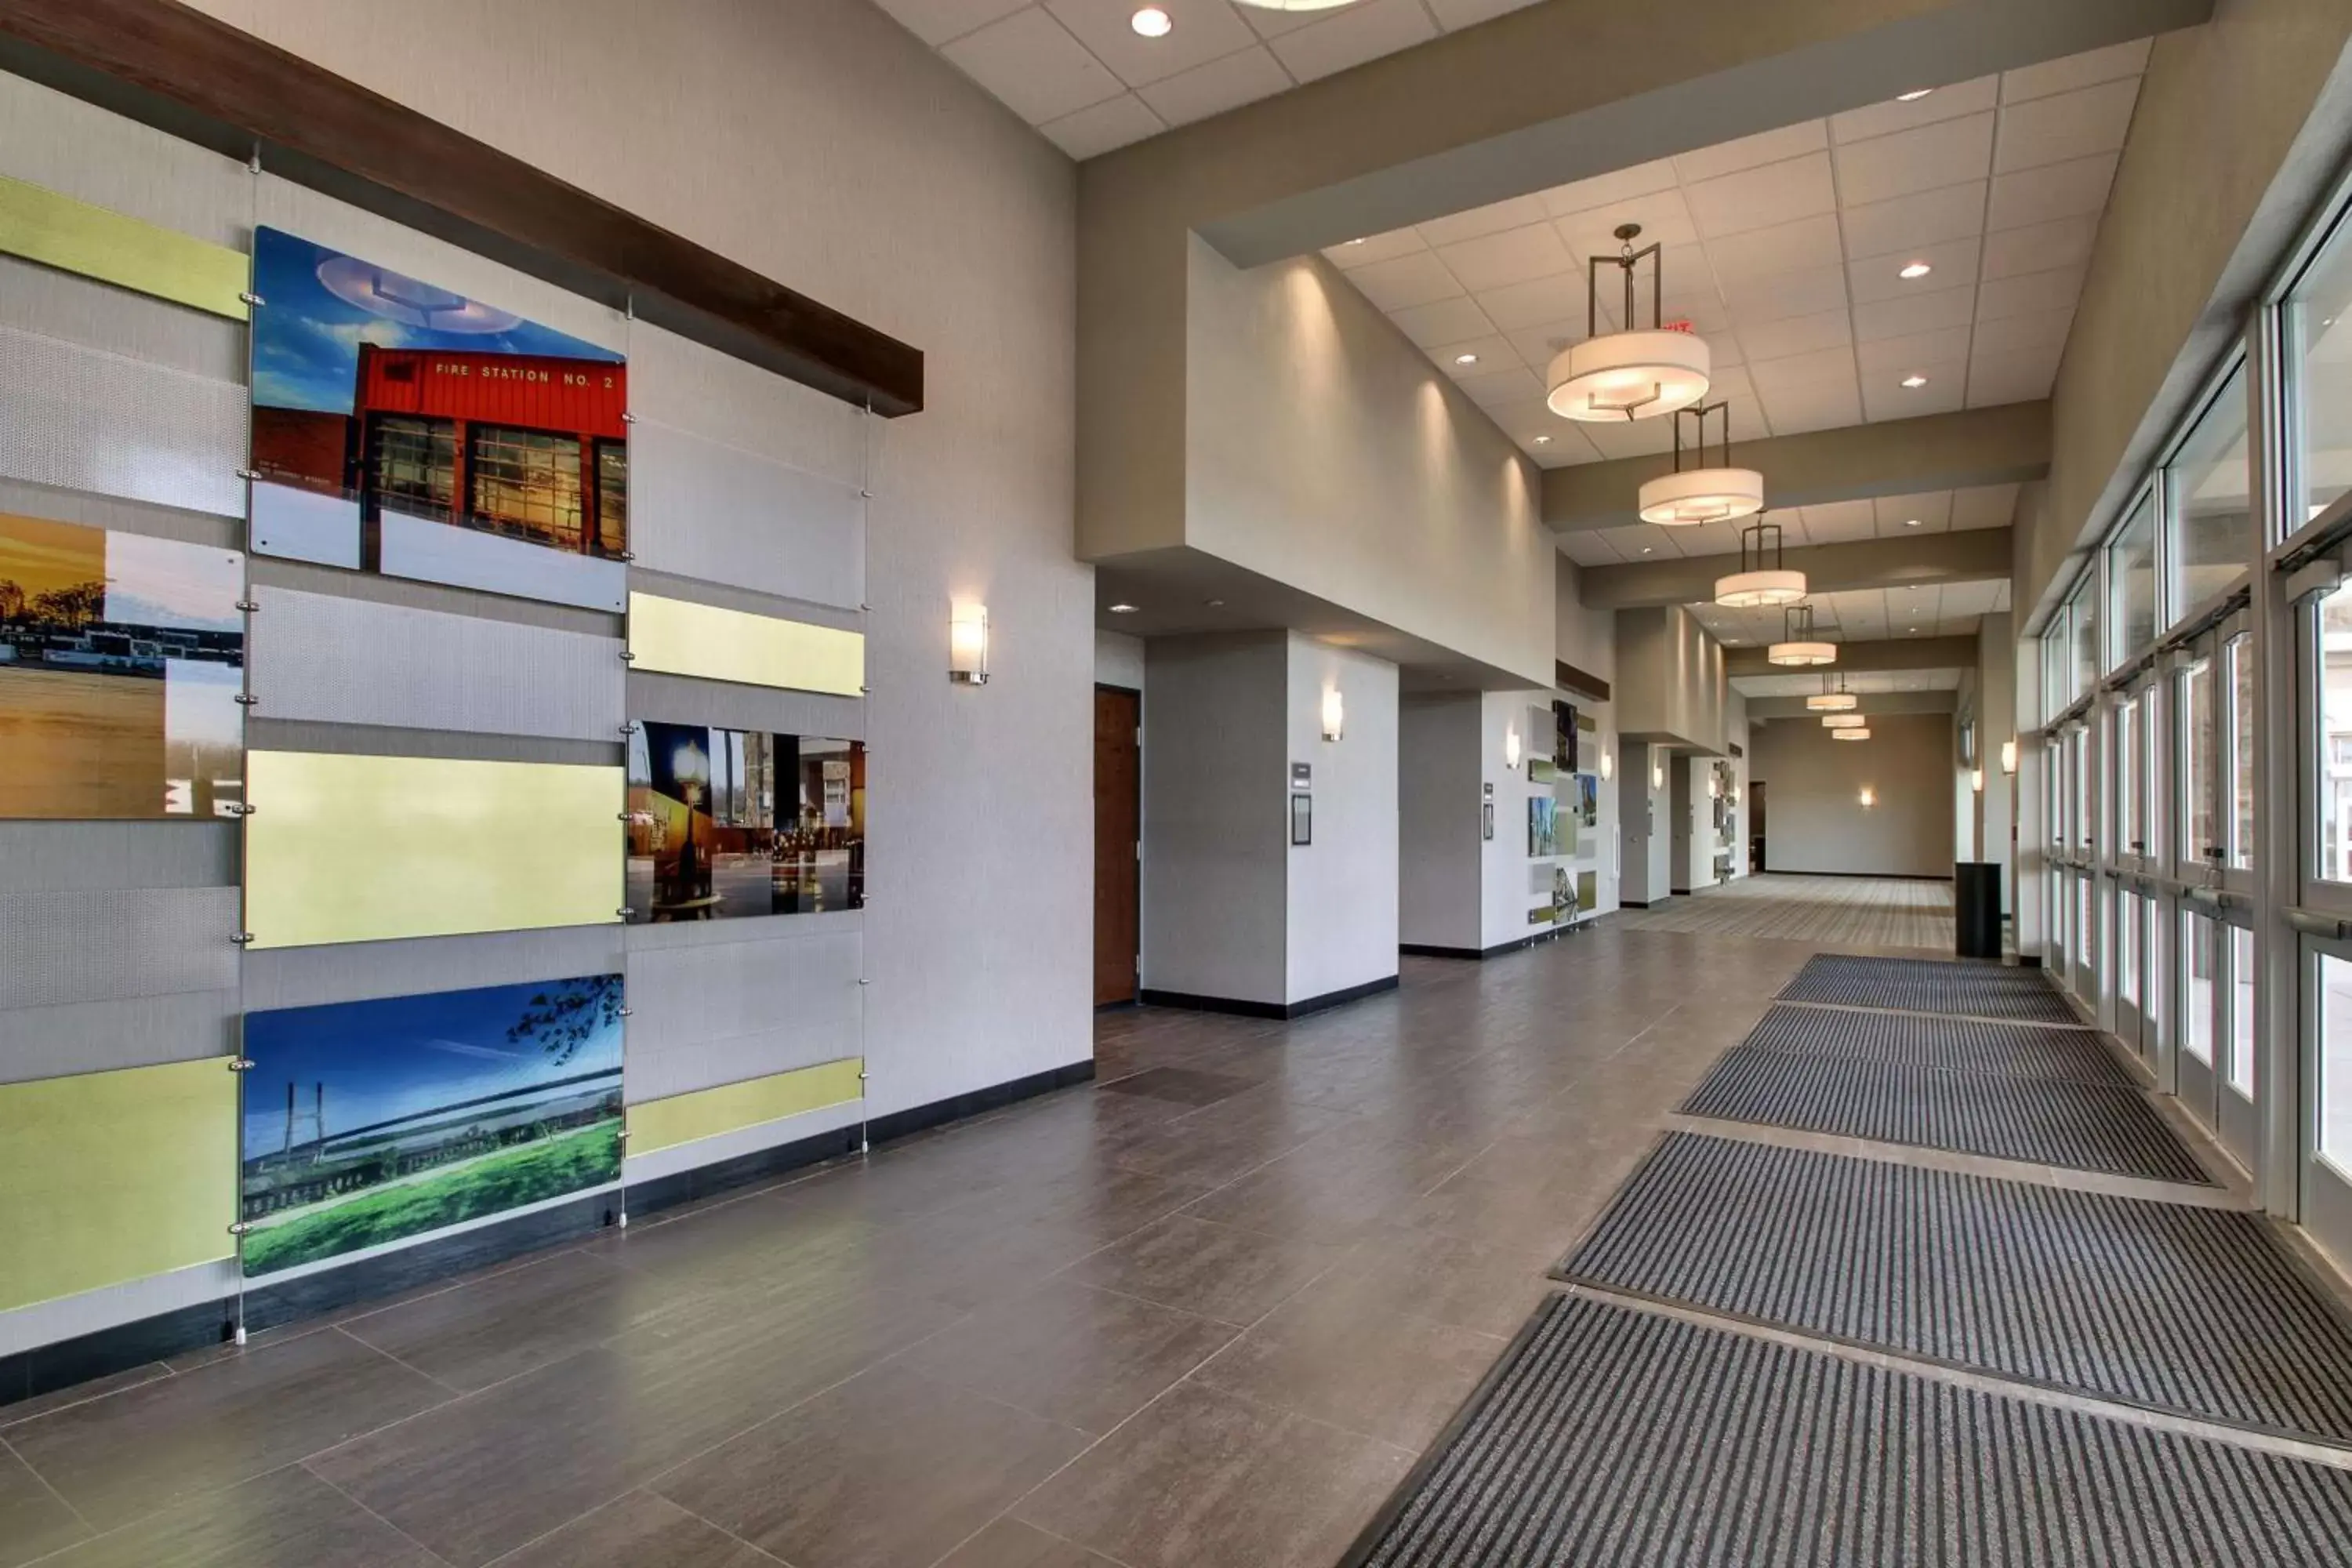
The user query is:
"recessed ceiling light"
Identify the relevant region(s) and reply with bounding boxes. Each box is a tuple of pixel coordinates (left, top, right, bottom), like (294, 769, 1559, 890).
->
(1904, 517, 1921, 527)
(1345, 237, 1367, 246)
(1204, 597, 1225, 608)
(1131, 5, 1172, 37)
(1642, 546, 1653, 554)
(1109, 603, 1139, 613)
(1898, 261, 1933, 280)
(1454, 352, 1479, 366)
(1532, 434, 1552, 445)
(1900, 374, 1929, 389)
(1896, 88, 1933, 101)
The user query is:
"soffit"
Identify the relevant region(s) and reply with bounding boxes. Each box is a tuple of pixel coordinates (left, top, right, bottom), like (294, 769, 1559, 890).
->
(1690, 578, 2011, 648)
(1733, 665, 1966, 695)
(1555, 481, 2019, 566)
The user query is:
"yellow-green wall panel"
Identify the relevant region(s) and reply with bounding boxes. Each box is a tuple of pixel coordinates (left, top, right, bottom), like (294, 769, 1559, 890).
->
(0, 1058, 235, 1313)
(627, 1058, 864, 1156)
(628, 592, 864, 697)
(245, 751, 622, 949)
(0, 174, 249, 321)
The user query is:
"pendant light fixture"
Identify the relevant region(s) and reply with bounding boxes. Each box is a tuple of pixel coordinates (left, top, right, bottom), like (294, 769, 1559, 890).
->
(1822, 713, 1866, 729)
(1547, 223, 1711, 423)
(1832, 726, 1872, 741)
(1806, 673, 1858, 713)
(1638, 401, 1763, 524)
(1230, 0, 1358, 9)
(1715, 516, 1805, 608)
(1767, 602, 1836, 666)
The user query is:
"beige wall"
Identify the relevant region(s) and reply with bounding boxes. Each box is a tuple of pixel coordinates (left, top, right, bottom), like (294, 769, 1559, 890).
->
(1616, 605, 1730, 752)
(182, 0, 1094, 1115)
(1556, 554, 1617, 685)
(1753, 713, 1957, 878)
(2029, 0, 2352, 612)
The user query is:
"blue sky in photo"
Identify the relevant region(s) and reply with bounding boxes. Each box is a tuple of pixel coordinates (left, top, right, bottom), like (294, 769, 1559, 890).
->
(250, 227, 622, 414)
(241, 974, 622, 1151)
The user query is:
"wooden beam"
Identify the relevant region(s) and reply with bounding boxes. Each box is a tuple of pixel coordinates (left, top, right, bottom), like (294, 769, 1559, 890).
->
(0, 0, 924, 416)
(1555, 660, 1610, 702)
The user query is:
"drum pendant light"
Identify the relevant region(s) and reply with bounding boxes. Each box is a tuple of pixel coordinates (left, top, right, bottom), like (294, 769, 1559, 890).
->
(1548, 223, 1711, 423)
(1715, 516, 1805, 608)
(1768, 602, 1836, 666)
(1831, 726, 1872, 741)
(1806, 673, 1858, 712)
(1639, 401, 1762, 524)
(1821, 713, 1866, 729)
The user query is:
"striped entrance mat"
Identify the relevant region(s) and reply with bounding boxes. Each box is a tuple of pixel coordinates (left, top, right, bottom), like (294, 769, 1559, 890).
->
(1779, 953, 2081, 1025)
(1563, 1134, 2352, 1443)
(1739, 1003, 2129, 1085)
(1348, 1294, 2352, 1567)
(1680, 1050, 2212, 1184)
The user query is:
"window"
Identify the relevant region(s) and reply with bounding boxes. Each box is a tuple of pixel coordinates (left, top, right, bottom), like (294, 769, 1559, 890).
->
(2181, 656, 2214, 866)
(2323, 953, 2352, 1172)
(2117, 696, 2142, 858)
(2075, 874, 2094, 975)
(470, 425, 585, 550)
(2288, 216, 2352, 528)
(2071, 584, 2100, 708)
(2166, 365, 2252, 608)
(2118, 892, 2140, 1009)
(2321, 582, 2352, 883)
(2228, 633, 2256, 872)
(2230, 924, 2257, 1098)
(366, 414, 456, 521)
(2109, 491, 2158, 659)
(2183, 911, 2216, 1064)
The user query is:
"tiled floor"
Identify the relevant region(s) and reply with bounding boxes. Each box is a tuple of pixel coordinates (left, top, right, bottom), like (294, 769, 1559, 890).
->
(12, 919, 2217, 1568)
(1615, 872, 1958, 950)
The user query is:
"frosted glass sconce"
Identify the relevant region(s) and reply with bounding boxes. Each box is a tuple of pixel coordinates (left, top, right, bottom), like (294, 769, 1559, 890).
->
(949, 604, 989, 685)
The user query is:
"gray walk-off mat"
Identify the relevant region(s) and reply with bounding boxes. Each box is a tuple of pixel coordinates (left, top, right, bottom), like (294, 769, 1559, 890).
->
(1563, 1134, 2352, 1443)
(1739, 1003, 2128, 1084)
(1347, 1294, 2352, 1567)
(1779, 953, 2082, 1024)
(1680, 1049, 2212, 1184)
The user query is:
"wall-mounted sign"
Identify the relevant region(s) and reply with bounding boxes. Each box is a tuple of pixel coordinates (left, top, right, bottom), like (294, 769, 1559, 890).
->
(1290, 761, 1312, 792)
(1290, 792, 1312, 846)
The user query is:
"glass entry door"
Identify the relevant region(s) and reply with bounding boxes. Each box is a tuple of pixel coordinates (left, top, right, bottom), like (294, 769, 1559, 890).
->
(2302, 585, 2352, 1252)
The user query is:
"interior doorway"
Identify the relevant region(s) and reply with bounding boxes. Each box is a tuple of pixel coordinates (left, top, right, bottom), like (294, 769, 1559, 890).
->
(1094, 684, 1141, 1007)
(1750, 782, 1766, 873)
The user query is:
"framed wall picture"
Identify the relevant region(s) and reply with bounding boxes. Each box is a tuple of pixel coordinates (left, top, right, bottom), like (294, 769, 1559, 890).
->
(1290, 791, 1312, 846)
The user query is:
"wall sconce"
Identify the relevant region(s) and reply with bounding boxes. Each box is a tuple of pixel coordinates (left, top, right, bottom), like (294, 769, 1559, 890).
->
(1504, 724, 1522, 768)
(1321, 686, 1345, 742)
(1707, 776, 1719, 800)
(1651, 759, 1664, 790)
(1972, 768, 1985, 793)
(948, 603, 989, 685)
(1859, 786, 1876, 808)
(2000, 739, 2017, 775)
(1599, 748, 1613, 781)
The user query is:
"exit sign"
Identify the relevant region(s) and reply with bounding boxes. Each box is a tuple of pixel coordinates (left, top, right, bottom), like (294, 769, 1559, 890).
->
(1664, 318, 1695, 333)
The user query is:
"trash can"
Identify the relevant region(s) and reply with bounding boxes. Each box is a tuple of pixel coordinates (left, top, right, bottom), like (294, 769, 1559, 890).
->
(1955, 861, 2002, 960)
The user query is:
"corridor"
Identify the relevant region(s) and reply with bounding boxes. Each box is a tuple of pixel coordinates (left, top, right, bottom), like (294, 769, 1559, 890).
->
(1613, 873, 1958, 953)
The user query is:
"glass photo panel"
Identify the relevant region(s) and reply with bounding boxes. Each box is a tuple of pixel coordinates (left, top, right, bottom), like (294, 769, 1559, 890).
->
(626, 720, 866, 923)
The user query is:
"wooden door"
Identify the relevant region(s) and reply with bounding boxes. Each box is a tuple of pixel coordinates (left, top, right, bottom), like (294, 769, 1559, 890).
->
(1094, 685, 1141, 1006)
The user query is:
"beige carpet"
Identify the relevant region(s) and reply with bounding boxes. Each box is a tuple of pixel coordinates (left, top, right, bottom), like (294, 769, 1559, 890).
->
(1613, 873, 1956, 953)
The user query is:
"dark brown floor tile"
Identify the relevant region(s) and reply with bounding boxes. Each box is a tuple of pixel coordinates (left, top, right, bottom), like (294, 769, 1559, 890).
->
(1177, 1132, 1467, 1244)
(934, 1518, 1121, 1567)
(1015, 1381, 1411, 1568)
(1107, 1094, 1359, 1188)
(1314, 1224, 1559, 1338)
(903, 1278, 1238, 1433)
(0, 1441, 89, 1566)
(488, 1490, 775, 1567)
(1190, 1272, 1504, 1450)
(1098, 1067, 1254, 1108)
(310, 1283, 962, 1566)
(0, 1362, 173, 1430)
(652, 1364, 1089, 1568)
(6, 1327, 449, 1533)
(34, 1464, 437, 1568)
(1062, 1215, 1344, 1325)
(342, 1246, 707, 1391)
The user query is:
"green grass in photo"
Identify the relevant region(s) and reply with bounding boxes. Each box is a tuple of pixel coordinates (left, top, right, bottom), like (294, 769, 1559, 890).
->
(241, 1121, 620, 1276)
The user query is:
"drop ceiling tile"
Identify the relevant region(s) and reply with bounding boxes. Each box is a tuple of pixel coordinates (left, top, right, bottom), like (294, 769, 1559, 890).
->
(1348, 250, 1465, 311)
(1736, 308, 1852, 365)
(1979, 213, 2098, 281)
(1833, 113, 1995, 207)
(1601, 522, 1675, 559)
(1986, 152, 2118, 231)
(1140, 43, 1295, 126)
(1675, 121, 1830, 183)
(1046, 0, 1259, 86)
(1417, 192, 1554, 249)
(1427, 0, 1543, 26)
(1853, 283, 1975, 342)
(1994, 77, 2140, 174)
(1951, 483, 2019, 530)
(1856, 325, 1973, 376)
(1557, 531, 1621, 567)
(941, 7, 1129, 123)
(1760, 373, 1864, 435)
(1830, 77, 2000, 143)
(1840, 180, 1988, 260)
(1661, 289, 1730, 335)
(1037, 91, 1165, 157)
(1864, 359, 1967, 419)
(1541, 159, 1682, 220)
(1719, 263, 1848, 325)
(1874, 490, 1955, 535)
(1582, 419, 1677, 459)
(1705, 367, 1766, 437)
(1325, 227, 1426, 268)
(1436, 222, 1576, 292)
(1967, 347, 2063, 408)
(1848, 237, 1981, 303)
(2002, 38, 2151, 104)
(1555, 188, 1700, 257)
(1533, 432, 1605, 465)
(1800, 499, 1878, 543)
(1969, 305, 2074, 360)
(1675, 518, 1749, 559)
(873, 0, 1031, 47)
(1457, 365, 1544, 407)
(1686, 154, 1838, 239)
(1391, 294, 1497, 347)
(1976, 264, 2087, 321)
(1708, 331, 1748, 372)
(1233, 0, 1323, 38)
(1748, 344, 1856, 394)
(1477, 274, 1601, 333)
(1707, 212, 1845, 283)
(1503, 319, 1581, 372)
(1431, 334, 1516, 375)
(1267, 0, 1437, 83)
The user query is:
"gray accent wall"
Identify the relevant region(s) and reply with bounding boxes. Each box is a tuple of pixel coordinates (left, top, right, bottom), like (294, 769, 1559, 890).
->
(622, 916, 863, 1104)
(1752, 712, 1958, 879)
